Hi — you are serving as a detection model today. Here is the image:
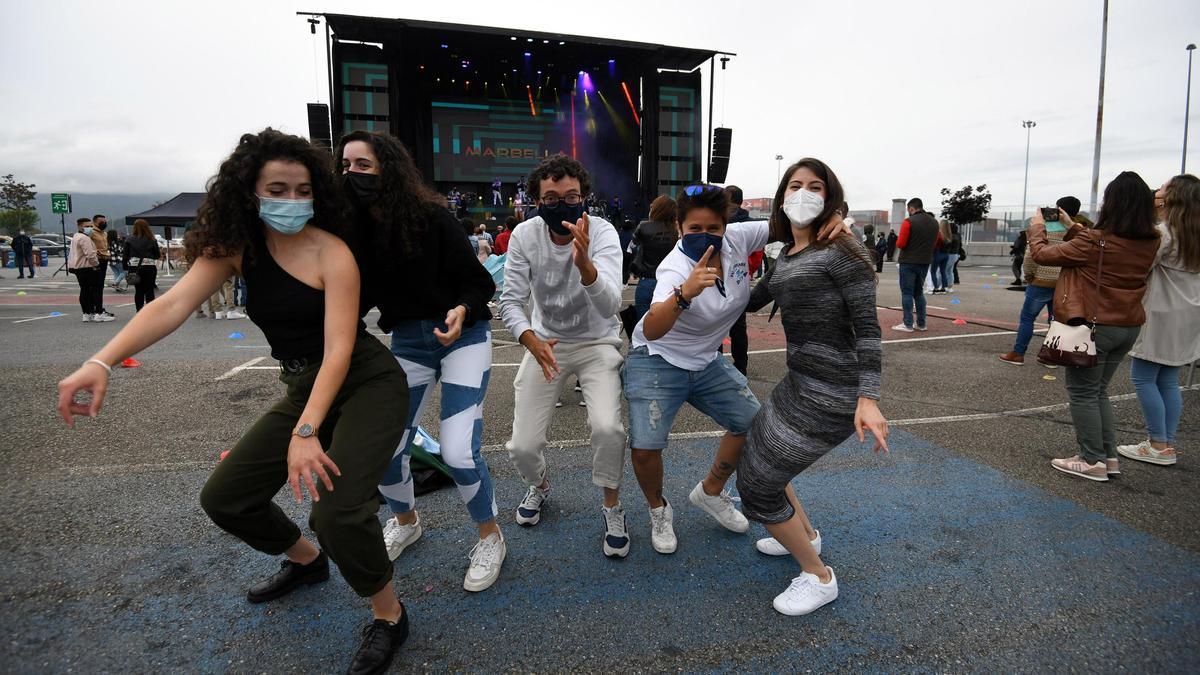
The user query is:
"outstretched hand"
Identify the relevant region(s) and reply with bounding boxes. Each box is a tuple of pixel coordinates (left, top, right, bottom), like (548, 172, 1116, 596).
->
(57, 362, 110, 428)
(854, 398, 889, 453)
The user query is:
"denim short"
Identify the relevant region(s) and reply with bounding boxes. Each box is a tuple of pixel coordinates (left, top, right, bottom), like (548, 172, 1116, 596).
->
(622, 346, 761, 450)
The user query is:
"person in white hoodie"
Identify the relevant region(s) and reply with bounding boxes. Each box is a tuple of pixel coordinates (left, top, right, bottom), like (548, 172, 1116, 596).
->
(499, 154, 631, 557)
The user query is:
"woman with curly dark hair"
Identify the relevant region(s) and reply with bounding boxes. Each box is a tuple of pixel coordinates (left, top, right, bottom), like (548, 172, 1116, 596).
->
(336, 130, 505, 592)
(56, 129, 412, 674)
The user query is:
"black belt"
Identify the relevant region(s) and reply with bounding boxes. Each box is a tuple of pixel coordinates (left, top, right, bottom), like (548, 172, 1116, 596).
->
(279, 356, 319, 374)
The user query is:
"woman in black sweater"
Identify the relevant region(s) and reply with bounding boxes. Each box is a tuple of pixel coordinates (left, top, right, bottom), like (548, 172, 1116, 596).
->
(122, 218, 161, 310)
(337, 131, 506, 593)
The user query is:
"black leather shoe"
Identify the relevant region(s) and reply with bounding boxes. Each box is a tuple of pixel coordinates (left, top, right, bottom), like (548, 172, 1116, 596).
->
(346, 608, 409, 675)
(246, 552, 330, 603)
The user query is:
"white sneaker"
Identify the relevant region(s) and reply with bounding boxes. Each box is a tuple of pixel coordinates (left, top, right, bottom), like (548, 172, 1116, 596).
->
(649, 500, 677, 554)
(225, 310, 247, 320)
(382, 514, 423, 561)
(82, 313, 93, 323)
(93, 313, 115, 322)
(688, 482, 749, 533)
(756, 530, 822, 557)
(891, 323, 914, 333)
(555, 400, 563, 408)
(214, 311, 226, 320)
(914, 324, 928, 332)
(515, 484, 550, 526)
(946, 286, 954, 293)
(578, 400, 587, 407)
(773, 567, 838, 616)
(464, 532, 505, 592)
(1117, 440, 1178, 466)
(602, 504, 630, 558)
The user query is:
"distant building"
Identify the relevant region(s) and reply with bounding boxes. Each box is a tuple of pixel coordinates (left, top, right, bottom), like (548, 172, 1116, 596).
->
(743, 197, 774, 219)
(890, 198, 907, 226)
(849, 210, 889, 229)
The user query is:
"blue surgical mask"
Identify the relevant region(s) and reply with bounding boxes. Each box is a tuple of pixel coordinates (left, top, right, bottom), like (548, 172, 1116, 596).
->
(680, 232, 723, 262)
(83, 227, 94, 236)
(538, 201, 585, 236)
(259, 197, 313, 235)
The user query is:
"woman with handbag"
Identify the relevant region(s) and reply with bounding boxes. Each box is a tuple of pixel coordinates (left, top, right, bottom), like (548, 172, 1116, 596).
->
(122, 219, 161, 311)
(1118, 174, 1200, 466)
(1028, 171, 1161, 482)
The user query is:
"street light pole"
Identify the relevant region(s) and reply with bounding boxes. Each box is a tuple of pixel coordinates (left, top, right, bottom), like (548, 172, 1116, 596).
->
(775, 154, 783, 184)
(1021, 120, 1036, 224)
(1184, 43, 1196, 174)
(1089, 0, 1109, 217)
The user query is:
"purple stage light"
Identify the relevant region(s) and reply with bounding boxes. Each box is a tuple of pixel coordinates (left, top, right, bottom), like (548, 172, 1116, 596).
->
(524, 52, 531, 57)
(440, 44, 448, 48)
(579, 71, 595, 92)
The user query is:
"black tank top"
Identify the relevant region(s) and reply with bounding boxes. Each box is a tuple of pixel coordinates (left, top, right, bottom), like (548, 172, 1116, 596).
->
(243, 240, 356, 360)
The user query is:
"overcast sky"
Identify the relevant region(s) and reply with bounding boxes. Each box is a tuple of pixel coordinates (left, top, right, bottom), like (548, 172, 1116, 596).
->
(2, 0, 1197, 217)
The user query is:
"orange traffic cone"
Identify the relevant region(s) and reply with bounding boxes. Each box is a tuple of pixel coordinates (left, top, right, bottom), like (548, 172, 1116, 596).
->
(121, 357, 141, 368)
(952, 318, 967, 326)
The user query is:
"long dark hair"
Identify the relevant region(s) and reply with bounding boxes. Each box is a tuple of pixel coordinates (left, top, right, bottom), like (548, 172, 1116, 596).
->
(768, 157, 873, 270)
(335, 130, 443, 259)
(1164, 173, 1200, 272)
(1096, 171, 1159, 240)
(187, 128, 340, 263)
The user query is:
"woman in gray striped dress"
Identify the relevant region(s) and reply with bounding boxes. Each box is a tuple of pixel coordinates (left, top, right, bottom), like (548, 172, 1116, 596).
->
(736, 158, 889, 617)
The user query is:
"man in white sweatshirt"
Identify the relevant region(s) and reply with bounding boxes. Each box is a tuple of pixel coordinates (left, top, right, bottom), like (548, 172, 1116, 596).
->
(499, 154, 630, 557)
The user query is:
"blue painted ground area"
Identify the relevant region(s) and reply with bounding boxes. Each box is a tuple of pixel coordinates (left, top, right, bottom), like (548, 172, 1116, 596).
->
(2, 431, 1197, 672)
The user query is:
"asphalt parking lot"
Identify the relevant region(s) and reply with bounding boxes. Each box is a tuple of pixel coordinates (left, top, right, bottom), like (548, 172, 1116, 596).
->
(0, 261, 1196, 672)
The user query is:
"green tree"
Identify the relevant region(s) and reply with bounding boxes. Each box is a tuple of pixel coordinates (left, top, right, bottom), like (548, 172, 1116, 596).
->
(0, 174, 39, 235)
(939, 184, 992, 226)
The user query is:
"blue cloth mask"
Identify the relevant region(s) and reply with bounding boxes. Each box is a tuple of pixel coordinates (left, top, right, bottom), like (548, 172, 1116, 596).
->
(538, 201, 585, 236)
(680, 232, 723, 262)
(259, 197, 313, 235)
(83, 227, 94, 236)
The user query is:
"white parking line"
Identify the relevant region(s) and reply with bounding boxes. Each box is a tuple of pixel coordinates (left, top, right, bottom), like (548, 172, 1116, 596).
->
(13, 314, 64, 324)
(893, 385, 1200, 425)
(215, 357, 268, 381)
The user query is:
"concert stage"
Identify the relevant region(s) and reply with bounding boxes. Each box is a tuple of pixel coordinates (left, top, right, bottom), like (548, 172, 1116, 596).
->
(311, 14, 728, 221)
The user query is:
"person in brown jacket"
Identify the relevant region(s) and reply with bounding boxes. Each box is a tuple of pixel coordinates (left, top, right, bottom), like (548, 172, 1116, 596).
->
(999, 196, 1084, 366)
(1028, 171, 1161, 482)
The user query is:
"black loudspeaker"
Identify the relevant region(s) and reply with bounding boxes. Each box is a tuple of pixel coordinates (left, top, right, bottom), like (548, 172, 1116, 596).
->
(708, 127, 733, 184)
(307, 103, 332, 149)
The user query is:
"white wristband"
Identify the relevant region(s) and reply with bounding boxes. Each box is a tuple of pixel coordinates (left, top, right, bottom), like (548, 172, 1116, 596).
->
(85, 358, 113, 374)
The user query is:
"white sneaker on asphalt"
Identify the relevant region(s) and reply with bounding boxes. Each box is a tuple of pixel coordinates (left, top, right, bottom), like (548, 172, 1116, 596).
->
(382, 514, 423, 561)
(515, 484, 550, 526)
(688, 482, 749, 533)
(463, 532, 506, 592)
(225, 310, 247, 320)
(1117, 440, 1177, 466)
(891, 323, 914, 333)
(756, 530, 822, 557)
(82, 313, 93, 322)
(649, 500, 677, 554)
(602, 504, 630, 558)
(93, 313, 115, 322)
(214, 311, 226, 320)
(773, 567, 838, 616)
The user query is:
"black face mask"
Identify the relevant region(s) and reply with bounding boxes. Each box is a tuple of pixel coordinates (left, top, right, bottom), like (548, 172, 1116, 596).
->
(97, 222, 107, 231)
(538, 201, 585, 237)
(343, 171, 381, 209)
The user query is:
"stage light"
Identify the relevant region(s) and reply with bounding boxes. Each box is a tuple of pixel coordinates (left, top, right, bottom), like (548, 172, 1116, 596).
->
(620, 81, 640, 126)
(608, 59, 615, 64)
(543, 40, 549, 44)
(440, 44, 448, 48)
(526, 85, 537, 117)
(527, 38, 533, 42)
(559, 41, 565, 45)
(524, 52, 531, 57)
(512, 68, 517, 72)
(419, 65, 424, 70)
(510, 36, 517, 41)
